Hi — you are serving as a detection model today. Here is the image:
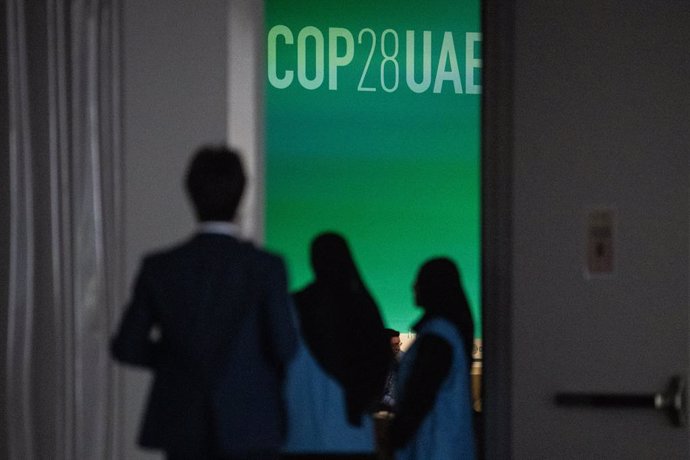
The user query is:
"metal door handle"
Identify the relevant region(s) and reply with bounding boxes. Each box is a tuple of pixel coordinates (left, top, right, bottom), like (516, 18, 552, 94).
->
(555, 375, 686, 427)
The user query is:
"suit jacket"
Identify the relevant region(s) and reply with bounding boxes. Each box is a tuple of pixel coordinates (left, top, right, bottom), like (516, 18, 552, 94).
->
(111, 233, 297, 457)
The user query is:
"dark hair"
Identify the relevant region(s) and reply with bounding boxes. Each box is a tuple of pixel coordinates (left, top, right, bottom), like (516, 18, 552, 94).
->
(415, 257, 474, 365)
(384, 328, 400, 338)
(310, 232, 363, 290)
(185, 145, 246, 221)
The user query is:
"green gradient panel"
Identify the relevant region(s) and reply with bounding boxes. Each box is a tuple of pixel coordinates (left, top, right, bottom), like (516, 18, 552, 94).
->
(265, 0, 481, 335)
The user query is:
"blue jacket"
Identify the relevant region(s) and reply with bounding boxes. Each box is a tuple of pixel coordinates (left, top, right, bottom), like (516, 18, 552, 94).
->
(395, 317, 476, 460)
(282, 311, 376, 454)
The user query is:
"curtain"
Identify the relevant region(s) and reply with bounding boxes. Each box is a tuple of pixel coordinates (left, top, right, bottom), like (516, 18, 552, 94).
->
(4, 0, 123, 458)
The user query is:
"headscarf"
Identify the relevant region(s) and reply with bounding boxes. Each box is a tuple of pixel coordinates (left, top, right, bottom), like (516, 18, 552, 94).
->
(414, 257, 474, 367)
(293, 232, 391, 425)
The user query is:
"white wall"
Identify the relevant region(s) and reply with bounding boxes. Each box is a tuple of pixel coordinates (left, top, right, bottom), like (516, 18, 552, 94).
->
(120, 1, 229, 458)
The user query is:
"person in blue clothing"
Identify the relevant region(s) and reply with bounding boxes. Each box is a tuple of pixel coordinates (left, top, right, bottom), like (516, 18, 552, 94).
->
(390, 257, 476, 460)
(282, 232, 391, 460)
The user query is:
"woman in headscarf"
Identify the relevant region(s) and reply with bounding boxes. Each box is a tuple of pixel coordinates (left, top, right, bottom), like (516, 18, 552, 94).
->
(389, 257, 476, 460)
(282, 232, 391, 459)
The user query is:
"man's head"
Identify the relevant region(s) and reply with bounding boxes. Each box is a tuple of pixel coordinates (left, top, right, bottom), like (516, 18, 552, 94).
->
(185, 145, 246, 222)
(385, 328, 401, 354)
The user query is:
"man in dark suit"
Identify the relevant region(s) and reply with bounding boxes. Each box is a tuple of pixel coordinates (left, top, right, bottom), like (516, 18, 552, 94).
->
(111, 146, 297, 459)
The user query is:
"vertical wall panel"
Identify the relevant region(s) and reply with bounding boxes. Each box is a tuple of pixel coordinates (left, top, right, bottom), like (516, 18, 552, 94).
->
(228, 0, 264, 241)
(0, 0, 10, 454)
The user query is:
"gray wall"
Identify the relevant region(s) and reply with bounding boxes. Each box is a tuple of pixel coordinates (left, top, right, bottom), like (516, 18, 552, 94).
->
(504, 1, 689, 457)
(120, 1, 228, 458)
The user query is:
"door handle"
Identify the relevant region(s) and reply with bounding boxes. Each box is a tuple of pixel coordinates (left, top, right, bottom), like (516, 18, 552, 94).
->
(554, 375, 686, 427)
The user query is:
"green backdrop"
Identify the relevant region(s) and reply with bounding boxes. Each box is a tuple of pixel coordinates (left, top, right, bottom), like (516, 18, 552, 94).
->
(265, 0, 481, 335)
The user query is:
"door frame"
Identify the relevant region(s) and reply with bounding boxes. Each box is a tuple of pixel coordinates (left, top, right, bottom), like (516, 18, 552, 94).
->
(480, 1, 514, 459)
(228, 1, 517, 457)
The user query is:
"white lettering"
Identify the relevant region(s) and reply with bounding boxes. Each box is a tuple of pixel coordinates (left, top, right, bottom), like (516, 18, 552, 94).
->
(328, 28, 355, 91)
(267, 25, 294, 89)
(268, 25, 481, 94)
(465, 32, 482, 94)
(297, 26, 325, 90)
(406, 30, 432, 93)
(433, 32, 462, 94)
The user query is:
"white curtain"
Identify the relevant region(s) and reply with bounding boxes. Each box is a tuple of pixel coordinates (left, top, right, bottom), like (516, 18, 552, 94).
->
(4, 0, 123, 458)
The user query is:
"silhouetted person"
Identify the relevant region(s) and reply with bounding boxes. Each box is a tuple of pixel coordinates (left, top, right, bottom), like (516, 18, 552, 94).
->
(390, 257, 476, 460)
(282, 232, 391, 459)
(379, 328, 403, 412)
(111, 145, 297, 460)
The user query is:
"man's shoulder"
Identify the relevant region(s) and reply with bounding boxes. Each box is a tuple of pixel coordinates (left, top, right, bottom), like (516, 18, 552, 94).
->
(250, 244, 281, 261)
(140, 237, 197, 263)
(248, 245, 285, 271)
(138, 236, 285, 275)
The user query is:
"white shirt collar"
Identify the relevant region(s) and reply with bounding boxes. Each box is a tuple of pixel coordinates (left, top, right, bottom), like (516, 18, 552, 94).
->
(198, 221, 240, 237)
